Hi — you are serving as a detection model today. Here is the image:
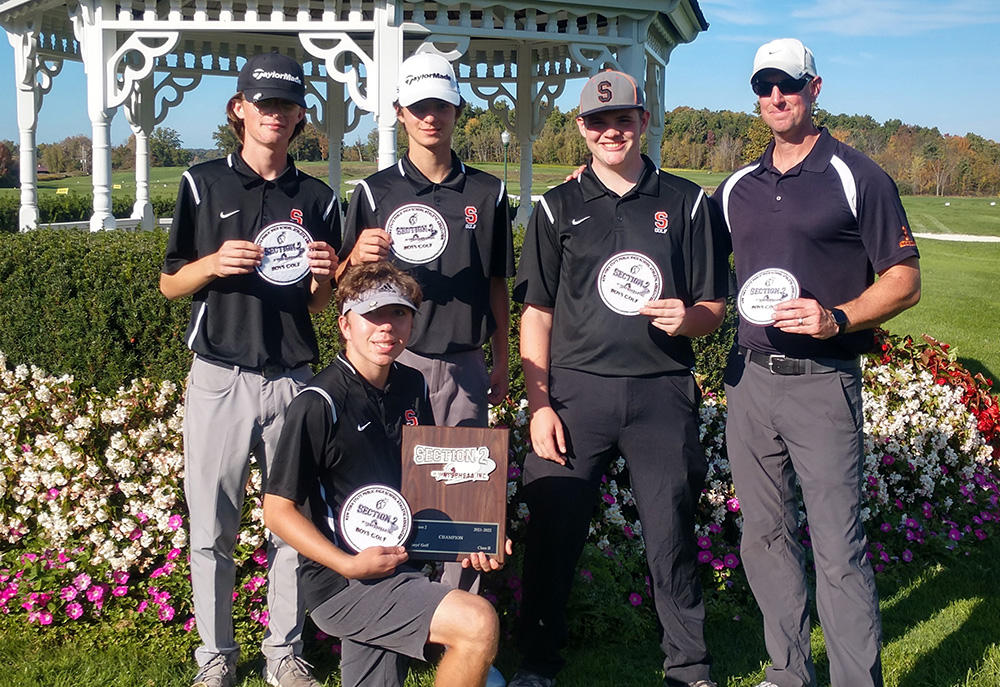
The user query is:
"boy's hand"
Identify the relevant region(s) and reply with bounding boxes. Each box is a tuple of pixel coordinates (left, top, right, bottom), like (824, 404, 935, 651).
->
(346, 545, 408, 579)
(460, 538, 514, 572)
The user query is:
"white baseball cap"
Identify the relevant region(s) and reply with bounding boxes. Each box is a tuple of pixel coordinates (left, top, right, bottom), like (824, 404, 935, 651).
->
(752, 38, 817, 82)
(396, 53, 463, 108)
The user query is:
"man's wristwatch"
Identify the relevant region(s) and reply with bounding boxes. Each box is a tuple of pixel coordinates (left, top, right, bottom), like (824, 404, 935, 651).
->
(830, 308, 849, 335)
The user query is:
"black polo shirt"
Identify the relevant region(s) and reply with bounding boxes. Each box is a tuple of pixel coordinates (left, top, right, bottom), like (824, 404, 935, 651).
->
(339, 152, 515, 355)
(265, 353, 434, 608)
(163, 151, 341, 370)
(513, 155, 731, 377)
(713, 128, 919, 359)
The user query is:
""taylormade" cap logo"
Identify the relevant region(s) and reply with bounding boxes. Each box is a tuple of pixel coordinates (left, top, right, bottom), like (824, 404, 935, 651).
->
(406, 72, 452, 85)
(252, 69, 302, 85)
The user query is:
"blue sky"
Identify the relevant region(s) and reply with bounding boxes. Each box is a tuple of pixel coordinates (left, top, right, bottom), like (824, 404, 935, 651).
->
(2, 0, 999, 149)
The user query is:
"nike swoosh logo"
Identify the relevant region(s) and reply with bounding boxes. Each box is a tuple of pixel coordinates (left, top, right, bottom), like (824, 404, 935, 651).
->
(357, 421, 371, 431)
(219, 209, 240, 219)
(571, 216, 591, 226)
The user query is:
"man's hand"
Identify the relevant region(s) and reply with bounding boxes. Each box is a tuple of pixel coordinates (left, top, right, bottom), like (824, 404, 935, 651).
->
(210, 240, 263, 277)
(565, 164, 587, 182)
(350, 228, 392, 265)
(639, 298, 688, 336)
(461, 539, 514, 572)
(307, 241, 338, 283)
(487, 362, 510, 405)
(344, 545, 409, 580)
(529, 406, 567, 465)
(772, 298, 838, 339)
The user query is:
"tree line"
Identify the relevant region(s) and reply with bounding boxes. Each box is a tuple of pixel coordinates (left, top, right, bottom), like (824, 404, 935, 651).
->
(3, 104, 998, 197)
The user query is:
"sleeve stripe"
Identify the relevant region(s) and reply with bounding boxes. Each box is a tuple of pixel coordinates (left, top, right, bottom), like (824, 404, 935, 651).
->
(181, 170, 201, 206)
(301, 387, 337, 423)
(323, 194, 339, 222)
(186, 301, 206, 349)
(497, 180, 506, 208)
(719, 163, 759, 232)
(357, 179, 376, 213)
(690, 188, 705, 221)
(539, 196, 555, 225)
(829, 154, 858, 220)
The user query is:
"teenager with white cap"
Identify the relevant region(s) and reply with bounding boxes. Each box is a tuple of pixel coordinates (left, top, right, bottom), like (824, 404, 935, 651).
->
(336, 51, 514, 686)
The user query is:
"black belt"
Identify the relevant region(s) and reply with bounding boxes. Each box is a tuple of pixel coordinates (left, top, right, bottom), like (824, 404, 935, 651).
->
(198, 356, 301, 380)
(739, 347, 860, 376)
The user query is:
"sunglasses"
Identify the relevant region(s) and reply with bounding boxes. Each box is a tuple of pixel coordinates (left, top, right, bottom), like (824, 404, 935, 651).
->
(751, 76, 812, 97)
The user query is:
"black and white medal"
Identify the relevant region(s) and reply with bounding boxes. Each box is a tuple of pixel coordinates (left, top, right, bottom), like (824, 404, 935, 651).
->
(338, 484, 413, 553)
(737, 268, 800, 326)
(254, 222, 313, 286)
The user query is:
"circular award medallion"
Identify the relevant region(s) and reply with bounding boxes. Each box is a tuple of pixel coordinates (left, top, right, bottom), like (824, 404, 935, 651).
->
(338, 484, 412, 554)
(254, 222, 313, 286)
(384, 204, 449, 265)
(737, 268, 800, 326)
(596, 251, 663, 316)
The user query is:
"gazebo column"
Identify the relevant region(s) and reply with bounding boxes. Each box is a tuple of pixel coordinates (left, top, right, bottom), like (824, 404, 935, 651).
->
(127, 78, 154, 230)
(13, 58, 40, 231)
(514, 43, 535, 229)
(326, 78, 345, 194)
(373, 12, 402, 169)
(73, 0, 117, 231)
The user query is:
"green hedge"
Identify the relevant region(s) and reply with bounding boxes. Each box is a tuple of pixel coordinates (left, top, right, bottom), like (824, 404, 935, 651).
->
(0, 228, 733, 395)
(0, 194, 176, 233)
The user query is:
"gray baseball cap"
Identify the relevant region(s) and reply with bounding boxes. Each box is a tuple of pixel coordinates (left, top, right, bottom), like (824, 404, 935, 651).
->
(341, 281, 418, 316)
(579, 70, 645, 118)
(237, 52, 307, 108)
(752, 38, 817, 82)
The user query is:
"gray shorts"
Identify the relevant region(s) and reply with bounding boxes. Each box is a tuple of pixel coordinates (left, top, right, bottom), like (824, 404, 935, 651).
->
(396, 348, 489, 427)
(311, 570, 452, 687)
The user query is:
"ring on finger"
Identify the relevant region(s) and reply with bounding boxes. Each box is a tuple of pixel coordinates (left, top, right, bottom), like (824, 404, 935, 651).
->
(798, 317, 804, 326)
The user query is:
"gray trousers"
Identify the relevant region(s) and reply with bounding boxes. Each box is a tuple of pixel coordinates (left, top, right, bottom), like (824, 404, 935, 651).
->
(184, 355, 313, 667)
(724, 351, 882, 687)
(395, 348, 489, 593)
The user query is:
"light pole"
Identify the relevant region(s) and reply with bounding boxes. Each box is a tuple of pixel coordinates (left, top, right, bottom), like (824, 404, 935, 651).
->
(500, 130, 511, 191)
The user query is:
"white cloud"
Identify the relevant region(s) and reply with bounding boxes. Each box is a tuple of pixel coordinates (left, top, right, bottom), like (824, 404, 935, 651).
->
(792, 0, 1000, 37)
(697, 0, 769, 26)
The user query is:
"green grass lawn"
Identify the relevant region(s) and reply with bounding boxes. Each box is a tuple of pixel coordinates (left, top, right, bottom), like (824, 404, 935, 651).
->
(902, 196, 1000, 238)
(4, 534, 999, 686)
(884, 238, 1000, 382)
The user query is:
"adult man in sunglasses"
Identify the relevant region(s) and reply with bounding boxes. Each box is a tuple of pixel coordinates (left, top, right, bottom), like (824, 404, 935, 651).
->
(161, 52, 340, 687)
(712, 38, 921, 687)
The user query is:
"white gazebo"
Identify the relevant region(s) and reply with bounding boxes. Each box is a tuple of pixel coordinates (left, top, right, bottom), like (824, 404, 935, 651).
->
(2, 0, 707, 231)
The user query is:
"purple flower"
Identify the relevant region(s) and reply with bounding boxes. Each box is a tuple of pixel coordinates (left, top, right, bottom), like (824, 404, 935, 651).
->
(697, 536, 712, 550)
(975, 529, 987, 540)
(602, 494, 616, 505)
(697, 551, 712, 564)
(629, 593, 642, 607)
(723, 554, 740, 569)
(882, 455, 895, 466)
(711, 559, 725, 571)
(949, 528, 962, 541)
(867, 475, 878, 487)
(902, 549, 913, 562)
(708, 523, 722, 534)
(623, 525, 634, 539)
(880, 523, 892, 533)
(905, 518, 919, 529)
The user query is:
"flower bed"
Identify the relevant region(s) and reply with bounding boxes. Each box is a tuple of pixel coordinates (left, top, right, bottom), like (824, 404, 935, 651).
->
(1, 332, 998, 648)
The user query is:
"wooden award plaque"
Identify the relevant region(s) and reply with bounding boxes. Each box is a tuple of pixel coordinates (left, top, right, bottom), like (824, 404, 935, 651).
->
(400, 425, 508, 562)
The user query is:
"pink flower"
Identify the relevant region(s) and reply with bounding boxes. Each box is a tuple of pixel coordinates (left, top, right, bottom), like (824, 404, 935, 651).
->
(949, 529, 962, 541)
(74, 573, 91, 591)
(579, 570, 593, 582)
(882, 455, 895, 466)
(112, 571, 129, 585)
(66, 603, 84, 619)
(723, 554, 740, 569)
(184, 616, 197, 632)
(629, 593, 642, 607)
(258, 611, 269, 627)
(39, 611, 53, 625)
(61, 587, 78, 601)
(167, 548, 181, 561)
(47, 488, 60, 500)
(136, 512, 149, 524)
(623, 525, 634, 539)
(708, 523, 722, 534)
(112, 586, 128, 597)
(602, 494, 616, 505)
(129, 528, 143, 541)
(711, 559, 724, 571)
(158, 605, 175, 621)
(252, 548, 268, 566)
(315, 630, 329, 641)
(86, 586, 104, 603)
(168, 515, 183, 531)
(726, 497, 740, 513)
(507, 465, 522, 479)
(880, 523, 892, 533)
(136, 601, 148, 613)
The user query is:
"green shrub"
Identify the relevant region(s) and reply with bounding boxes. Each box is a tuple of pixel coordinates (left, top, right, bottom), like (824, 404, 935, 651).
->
(0, 194, 180, 233)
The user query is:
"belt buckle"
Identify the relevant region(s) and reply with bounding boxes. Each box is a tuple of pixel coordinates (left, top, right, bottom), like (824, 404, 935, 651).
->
(767, 354, 787, 375)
